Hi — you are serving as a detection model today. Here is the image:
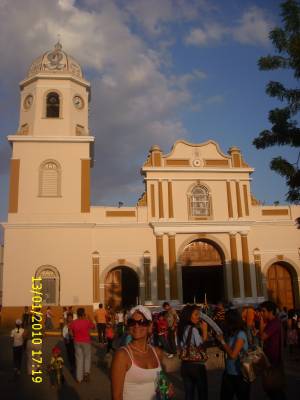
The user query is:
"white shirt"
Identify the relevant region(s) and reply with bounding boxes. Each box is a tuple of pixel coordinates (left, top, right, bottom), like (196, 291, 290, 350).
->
(11, 327, 24, 347)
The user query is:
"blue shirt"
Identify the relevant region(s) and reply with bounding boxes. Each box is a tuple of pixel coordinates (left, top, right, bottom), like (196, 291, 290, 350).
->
(225, 330, 248, 375)
(180, 326, 203, 348)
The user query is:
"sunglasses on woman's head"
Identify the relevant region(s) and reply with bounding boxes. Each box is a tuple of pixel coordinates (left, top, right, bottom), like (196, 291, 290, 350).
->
(127, 318, 149, 327)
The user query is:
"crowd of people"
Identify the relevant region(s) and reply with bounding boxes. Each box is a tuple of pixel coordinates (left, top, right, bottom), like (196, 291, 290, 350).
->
(7, 300, 300, 399)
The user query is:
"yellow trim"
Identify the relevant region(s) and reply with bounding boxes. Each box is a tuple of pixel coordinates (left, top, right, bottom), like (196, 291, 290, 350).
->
(168, 181, 174, 218)
(156, 235, 166, 300)
(165, 159, 190, 166)
(81, 159, 90, 213)
(158, 181, 164, 218)
(229, 233, 240, 298)
(243, 184, 249, 216)
(8, 159, 20, 213)
(254, 254, 263, 297)
(204, 159, 229, 167)
(168, 235, 178, 300)
(150, 184, 155, 218)
(241, 234, 252, 297)
(143, 255, 151, 301)
(92, 256, 100, 303)
(235, 181, 242, 218)
(106, 211, 136, 217)
(153, 152, 162, 167)
(226, 181, 233, 218)
(262, 209, 289, 216)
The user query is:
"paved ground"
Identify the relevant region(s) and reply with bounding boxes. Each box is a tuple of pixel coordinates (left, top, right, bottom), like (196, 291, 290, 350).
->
(0, 331, 299, 400)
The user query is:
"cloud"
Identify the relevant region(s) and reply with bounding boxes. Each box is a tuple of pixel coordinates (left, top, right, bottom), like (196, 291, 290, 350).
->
(0, 0, 192, 206)
(205, 94, 224, 105)
(185, 6, 272, 47)
(185, 23, 226, 46)
(232, 6, 272, 46)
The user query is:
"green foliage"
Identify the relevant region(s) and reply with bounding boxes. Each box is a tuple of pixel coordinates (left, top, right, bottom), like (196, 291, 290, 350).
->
(254, 0, 300, 203)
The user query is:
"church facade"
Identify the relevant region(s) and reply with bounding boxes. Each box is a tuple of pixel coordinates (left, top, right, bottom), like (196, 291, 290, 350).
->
(1, 44, 300, 325)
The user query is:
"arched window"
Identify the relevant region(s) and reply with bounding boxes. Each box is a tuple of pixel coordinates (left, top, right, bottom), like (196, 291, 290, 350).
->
(39, 160, 61, 197)
(46, 92, 60, 118)
(189, 185, 210, 217)
(36, 266, 60, 305)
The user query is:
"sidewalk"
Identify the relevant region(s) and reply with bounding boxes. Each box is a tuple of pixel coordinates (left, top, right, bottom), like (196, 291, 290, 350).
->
(0, 332, 299, 399)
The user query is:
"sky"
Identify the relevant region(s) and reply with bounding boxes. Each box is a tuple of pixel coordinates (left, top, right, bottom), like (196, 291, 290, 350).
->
(0, 0, 298, 238)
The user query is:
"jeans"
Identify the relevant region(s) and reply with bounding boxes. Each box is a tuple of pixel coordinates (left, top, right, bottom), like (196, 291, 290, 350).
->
(168, 328, 177, 354)
(220, 372, 250, 400)
(97, 323, 106, 343)
(181, 362, 207, 400)
(74, 342, 91, 382)
(13, 346, 23, 371)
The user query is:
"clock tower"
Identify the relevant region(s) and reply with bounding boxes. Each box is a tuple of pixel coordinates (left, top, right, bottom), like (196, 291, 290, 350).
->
(7, 42, 94, 221)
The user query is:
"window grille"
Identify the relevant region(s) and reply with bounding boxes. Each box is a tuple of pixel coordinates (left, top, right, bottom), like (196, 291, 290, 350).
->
(190, 186, 210, 217)
(40, 269, 57, 304)
(39, 161, 61, 197)
(46, 92, 60, 118)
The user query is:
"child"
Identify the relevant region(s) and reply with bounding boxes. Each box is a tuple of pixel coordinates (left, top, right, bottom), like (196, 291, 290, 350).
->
(105, 322, 115, 353)
(10, 319, 25, 375)
(62, 313, 76, 373)
(49, 346, 64, 386)
(157, 312, 172, 357)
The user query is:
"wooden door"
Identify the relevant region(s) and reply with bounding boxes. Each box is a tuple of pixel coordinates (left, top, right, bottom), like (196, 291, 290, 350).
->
(267, 263, 294, 310)
(105, 269, 122, 309)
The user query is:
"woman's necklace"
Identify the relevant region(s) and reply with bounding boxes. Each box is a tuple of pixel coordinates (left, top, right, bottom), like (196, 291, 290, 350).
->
(129, 343, 149, 354)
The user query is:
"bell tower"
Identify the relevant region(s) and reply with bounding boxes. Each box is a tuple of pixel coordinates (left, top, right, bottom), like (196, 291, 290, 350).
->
(7, 42, 94, 221)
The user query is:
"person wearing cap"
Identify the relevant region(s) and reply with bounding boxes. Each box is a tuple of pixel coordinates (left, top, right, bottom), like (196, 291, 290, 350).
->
(111, 305, 164, 400)
(49, 346, 64, 386)
(10, 319, 25, 375)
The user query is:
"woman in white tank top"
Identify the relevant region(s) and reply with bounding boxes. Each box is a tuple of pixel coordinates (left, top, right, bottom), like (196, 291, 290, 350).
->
(111, 305, 163, 400)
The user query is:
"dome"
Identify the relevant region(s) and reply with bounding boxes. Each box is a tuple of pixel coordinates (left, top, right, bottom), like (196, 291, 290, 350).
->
(27, 42, 83, 79)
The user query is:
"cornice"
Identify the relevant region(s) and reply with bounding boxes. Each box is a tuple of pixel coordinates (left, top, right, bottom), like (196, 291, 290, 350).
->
(7, 135, 95, 143)
(20, 74, 90, 90)
(142, 167, 254, 173)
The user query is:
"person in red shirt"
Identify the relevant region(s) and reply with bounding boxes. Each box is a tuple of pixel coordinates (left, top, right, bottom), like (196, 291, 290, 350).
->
(69, 307, 95, 383)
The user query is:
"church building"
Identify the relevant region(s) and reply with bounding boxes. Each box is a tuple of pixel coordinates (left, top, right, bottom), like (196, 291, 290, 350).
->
(1, 43, 300, 325)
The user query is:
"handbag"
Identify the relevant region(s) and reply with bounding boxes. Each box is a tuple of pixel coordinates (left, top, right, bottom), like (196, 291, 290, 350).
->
(179, 326, 208, 363)
(239, 345, 270, 382)
(205, 346, 225, 370)
(156, 370, 175, 399)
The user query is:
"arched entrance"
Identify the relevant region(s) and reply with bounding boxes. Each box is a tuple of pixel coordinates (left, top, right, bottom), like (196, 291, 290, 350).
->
(180, 240, 224, 304)
(105, 266, 139, 310)
(267, 262, 296, 309)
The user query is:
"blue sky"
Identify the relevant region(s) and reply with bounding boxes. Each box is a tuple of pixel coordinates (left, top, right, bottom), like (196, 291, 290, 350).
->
(0, 0, 298, 239)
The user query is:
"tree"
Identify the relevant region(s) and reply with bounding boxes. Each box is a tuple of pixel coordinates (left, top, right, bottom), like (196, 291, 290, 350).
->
(253, 0, 300, 203)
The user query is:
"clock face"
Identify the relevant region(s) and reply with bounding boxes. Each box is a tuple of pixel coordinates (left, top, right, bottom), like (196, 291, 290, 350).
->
(24, 95, 33, 110)
(73, 95, 84, 109)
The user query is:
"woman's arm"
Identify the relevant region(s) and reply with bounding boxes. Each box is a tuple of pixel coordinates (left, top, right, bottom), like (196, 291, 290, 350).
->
(217, 334, 245, 360)
(111, 349, 129, 400)
(200, 321, 208, 341)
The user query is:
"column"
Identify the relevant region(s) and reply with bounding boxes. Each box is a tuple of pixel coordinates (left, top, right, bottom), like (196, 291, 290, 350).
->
(168, 233, 178, 300)
(143, 251, 151, 301)
(235, 181, 242, 218)
(226, 181, 233, 218)
(253, 250, 263, 297)
(158, 180, 164, 218)
(243, 184, 249, 216)
(229, 232, 240, 298)
(168, 181, 174, 218)
(92, 253, 100, 303)
(150, 184, 155, 218)
(241, 232, 252, 297)
(156, 234, 166, 300)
